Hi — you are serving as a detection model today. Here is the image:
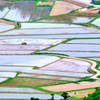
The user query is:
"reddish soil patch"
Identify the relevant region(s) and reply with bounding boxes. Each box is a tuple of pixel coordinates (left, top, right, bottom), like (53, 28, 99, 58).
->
(18, 73, 80, 81)
(41, 80, 100, 92)
(50, 1, 81, 16)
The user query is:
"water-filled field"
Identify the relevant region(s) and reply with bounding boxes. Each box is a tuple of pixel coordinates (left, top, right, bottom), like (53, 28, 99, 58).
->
(40, 51, 100, 57)
(21, 23, 83, 29)
(2, 27, 100, 35)
(5, 1, 35, 21)
(39, 15, 93, 23)
(92, 18, 100, 27)
(0, 87, 44, 93)
(41, 58, 91, 73)
(0, 55, 59, 67)
(18, 73, 80, 81)
(48, 44, 100, 51)
(0, 1, 13, 18)
(0, 22, 14, 32)
(30, 7, 51, 21)
(67, 39, 100, 44)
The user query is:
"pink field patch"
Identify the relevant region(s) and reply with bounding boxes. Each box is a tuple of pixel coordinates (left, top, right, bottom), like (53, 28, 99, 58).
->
(50, 1, 81, 16)
(41, 80, 100, 92)
(41, 58, 91, 73)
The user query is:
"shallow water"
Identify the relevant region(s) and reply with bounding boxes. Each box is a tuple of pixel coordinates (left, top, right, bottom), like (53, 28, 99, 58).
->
(2, 27, 100, 35)
(87, 57, 100, 61)
(39, 51, 100, 57)
(21, 23, 83, 29)
(0, 55, 59, 67)
(49, 44, 100, 51)
(30, 7, 51, 21)
(0, 93, 63, 99)
(92, 18, 100, 27)
(39, 15, 93, 23)
(0, 1, 13, 18)
(67, 39, 100, 44)
(0, 23, 14, 32)
(5, 1, 35, 21)
(0, 87, 44, 93)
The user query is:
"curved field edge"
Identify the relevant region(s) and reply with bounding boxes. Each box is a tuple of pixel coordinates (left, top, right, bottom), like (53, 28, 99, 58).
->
(35, 53, 99, 79)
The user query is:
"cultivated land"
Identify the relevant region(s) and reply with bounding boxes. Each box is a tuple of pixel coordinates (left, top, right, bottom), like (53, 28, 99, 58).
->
(0, 0, 100, 100)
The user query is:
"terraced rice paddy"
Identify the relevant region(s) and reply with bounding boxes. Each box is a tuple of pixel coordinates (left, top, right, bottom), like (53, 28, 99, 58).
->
(0, 22, 14, 32)
(0, 38, 64, 54)
(41, 58, 91, 73)
(92, 18, 100, 27)
(0, 87, 44, 93)
(0, 93, 63, 99)
(0, 78, 8, 82)
(0, 38, 64, 45)
(0, 55, 60, 67)
(0, 1, 13, 18)
(2, 27, 100, 35)
(39, 15, 93, 23)
(0, 66, 92, 77)
(87, 57, 100, 61)
(0, 50, 34, 54)
(8, 34, 100, 39)
(0, 0, 100, 99)
(41, 80, 100, 92)
(0, 72, 16, 78)
(30, 7, 51, 21)
(21, 23, 83, 29)
(67, 39, 100, 44)
(5, 1, 35, 21)
(40, 51, 100, 57)
(18, 73, 80, 81)
(48, 44, 100, 52)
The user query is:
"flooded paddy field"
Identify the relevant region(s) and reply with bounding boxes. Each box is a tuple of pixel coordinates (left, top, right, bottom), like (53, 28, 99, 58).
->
(39, 51, 100, 57)
(18, 73, 80, 81)
(3, 34, 100, 39)
(21, 23, 83, 29)
(0, 22, 14, 32)
(0, 38, 64, 54)
(0, 45, 49, 50)
(1, 27, 100, 35)
(0, 66, 92, 77)
(92, 18, 100, 27)
(67, 39, 100, 44)
(0, 93, 63, 99)
(87, 57, 100, 61)
(5, 1, 35, 21)
(0, 38, 64, 45)
(0, 78, 8, 82)
(40, 58, 91, 73)
(0, 55, 60, 67)
(48, 44, 100, 52)
(0, 87, 44, 93)
(39, 15, 93, 23)
(30, 7, 51, 21)
(0, 1, 13, 18)
(0, 50, 34, 54)
(0, 72, 16, 78)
